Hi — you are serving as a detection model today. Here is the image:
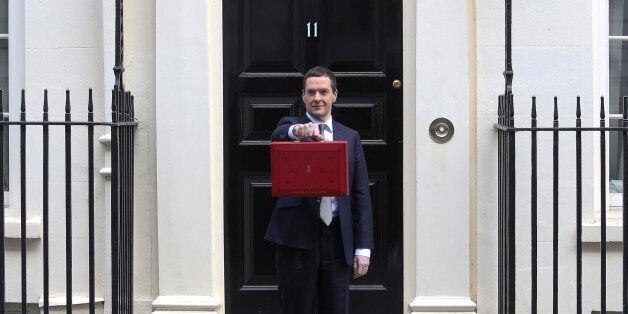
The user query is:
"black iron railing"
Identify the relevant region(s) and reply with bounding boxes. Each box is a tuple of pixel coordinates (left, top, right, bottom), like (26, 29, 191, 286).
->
(110, 86, 135, 314)
(496, 94, 628, 313)
(0, 87, 136, 313)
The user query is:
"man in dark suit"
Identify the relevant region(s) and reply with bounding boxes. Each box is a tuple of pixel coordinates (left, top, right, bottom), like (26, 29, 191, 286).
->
(265, 66, 374, 314)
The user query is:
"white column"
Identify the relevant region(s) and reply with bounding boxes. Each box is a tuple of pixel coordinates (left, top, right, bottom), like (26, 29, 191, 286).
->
(154, 1, 223, 313)
(405, 0, 476, 313)
(123, 0, 160, 313)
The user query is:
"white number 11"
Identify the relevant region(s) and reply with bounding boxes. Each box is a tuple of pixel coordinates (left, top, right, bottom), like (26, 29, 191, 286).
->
(306, 22, 318, 38)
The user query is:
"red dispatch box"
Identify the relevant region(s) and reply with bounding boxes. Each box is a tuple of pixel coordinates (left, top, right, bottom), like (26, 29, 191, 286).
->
(271, 141, 349, 197)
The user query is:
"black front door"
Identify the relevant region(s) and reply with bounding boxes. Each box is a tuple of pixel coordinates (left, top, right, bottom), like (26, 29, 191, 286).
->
(223, 1, 403, 313)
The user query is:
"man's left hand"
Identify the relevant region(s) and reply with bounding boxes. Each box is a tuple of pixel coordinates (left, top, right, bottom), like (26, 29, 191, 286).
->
(353, 255, 370, 279)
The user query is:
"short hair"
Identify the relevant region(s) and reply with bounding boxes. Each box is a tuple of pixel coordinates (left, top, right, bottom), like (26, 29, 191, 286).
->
(303, 66, 337, 92)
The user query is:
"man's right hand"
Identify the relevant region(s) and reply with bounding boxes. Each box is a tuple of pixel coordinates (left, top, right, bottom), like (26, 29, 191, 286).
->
(292, 122, 324, 141)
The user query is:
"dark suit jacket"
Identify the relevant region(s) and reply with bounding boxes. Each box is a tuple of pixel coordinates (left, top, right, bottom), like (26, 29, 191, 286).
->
(265, 115, 374, 265)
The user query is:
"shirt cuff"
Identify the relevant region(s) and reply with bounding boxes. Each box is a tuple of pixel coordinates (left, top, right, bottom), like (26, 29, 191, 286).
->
(354, 248, 371, 258)
(288, 124, 299, 140)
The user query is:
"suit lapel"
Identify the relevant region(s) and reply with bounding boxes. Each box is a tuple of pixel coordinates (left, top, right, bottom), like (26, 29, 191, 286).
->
(299, 115, 311, 124)
(332, 120, 347, 141)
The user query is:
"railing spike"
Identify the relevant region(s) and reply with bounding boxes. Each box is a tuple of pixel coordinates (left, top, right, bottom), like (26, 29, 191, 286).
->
(532, 96, 537, 119)
(554, 96, 558, 121)
(112, 89, 117, 112)
(506, 94, 514, 128)
(21, 89, 25, 114)
(112, 89, 118, 123)
(65, 90, 71, 114)
(576, 96, 581, 119)
(0, 89, 3, 120)
(88, 88, 93, 113)
(601, 96, 606, 119)
(623, 96, 627, 120)
(121, 92, 127, 122)
(43, 90, 48, 113)
(125, 92, 131, 120)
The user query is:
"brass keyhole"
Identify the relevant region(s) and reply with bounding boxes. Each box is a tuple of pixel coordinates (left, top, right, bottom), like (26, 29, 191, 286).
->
(392, 79, 402, 89)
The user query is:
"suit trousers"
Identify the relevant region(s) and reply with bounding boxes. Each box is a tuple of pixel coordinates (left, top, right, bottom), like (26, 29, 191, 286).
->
(275, 217, 351, 314)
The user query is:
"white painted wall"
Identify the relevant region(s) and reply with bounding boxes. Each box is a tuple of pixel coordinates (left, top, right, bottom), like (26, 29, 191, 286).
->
(475, 0, 623, 313)
(4, 1, 159, 312)
(13, 0, 108, 306)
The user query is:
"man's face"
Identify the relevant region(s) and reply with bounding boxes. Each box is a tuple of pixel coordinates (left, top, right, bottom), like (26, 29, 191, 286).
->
(302, 76, 337, 122)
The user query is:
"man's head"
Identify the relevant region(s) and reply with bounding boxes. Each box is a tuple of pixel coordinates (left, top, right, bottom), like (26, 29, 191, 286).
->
(302, 66, 338, 122)
(303, 66, 337, 93)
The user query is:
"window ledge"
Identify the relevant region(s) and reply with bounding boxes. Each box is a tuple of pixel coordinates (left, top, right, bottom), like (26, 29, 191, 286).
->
(5, 216, 41, 239)
(582, 223, 624, 243)
(152, 295, 222, 312)
(38, 296, 104, 308)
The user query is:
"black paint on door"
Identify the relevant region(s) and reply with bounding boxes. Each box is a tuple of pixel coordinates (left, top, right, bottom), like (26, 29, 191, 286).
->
(223, 1, 403, 313)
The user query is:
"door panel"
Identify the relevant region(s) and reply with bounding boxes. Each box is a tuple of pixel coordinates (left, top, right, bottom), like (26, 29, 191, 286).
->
(324, 0, 383, 72)
(332, 95, 385, 144)
(242, 175, 275, 286)
(240, 96, 301, 145)
(224, 0, 402, 312)
(241, 0, 304, 74)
